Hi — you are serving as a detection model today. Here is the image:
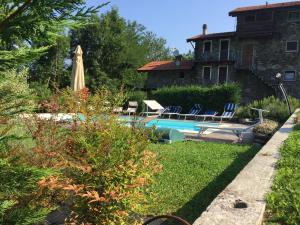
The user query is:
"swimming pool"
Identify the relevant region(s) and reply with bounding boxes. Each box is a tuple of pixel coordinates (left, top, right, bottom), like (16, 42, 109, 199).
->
(31, 114, 219, 133)
(119, 116, 219, 133)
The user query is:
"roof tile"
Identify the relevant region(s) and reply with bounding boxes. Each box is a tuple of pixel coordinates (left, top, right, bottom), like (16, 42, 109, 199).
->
(137, 60, 194, 72)
(229, 1, 300, 15)
(187, 31, 236, 42)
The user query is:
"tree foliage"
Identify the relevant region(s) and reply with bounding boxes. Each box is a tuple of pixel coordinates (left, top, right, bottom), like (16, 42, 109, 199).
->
(0, 0, 106, 70)
(70, 9, 171, 91)
(0, 69, 36, 117)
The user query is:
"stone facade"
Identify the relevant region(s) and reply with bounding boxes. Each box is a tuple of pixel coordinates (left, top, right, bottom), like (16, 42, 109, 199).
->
(141, 2, 300, 102)
(146, 70, 197, 89)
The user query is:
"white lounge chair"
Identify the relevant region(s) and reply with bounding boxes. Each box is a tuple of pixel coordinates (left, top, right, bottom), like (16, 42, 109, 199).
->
(141, 100, 165, 116)
(123, 101, 138, 116)
(196, 122, 259, 142)
(195, 110, 218, 121)
(161, 106, 182, 119)
(213, 103, 237, 122)
(178, 104, 202, 120)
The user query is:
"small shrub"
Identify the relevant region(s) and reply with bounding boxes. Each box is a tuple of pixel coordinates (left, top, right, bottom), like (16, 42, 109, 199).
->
(7, 87, 160, 225)
(0, 159, 56, 225)
(0, 69, 36, 117)
(29, 82, 53, 112)
(253, 119, 279, 136)
(236, 96, 300, 123)
(150, 83, 241, 113)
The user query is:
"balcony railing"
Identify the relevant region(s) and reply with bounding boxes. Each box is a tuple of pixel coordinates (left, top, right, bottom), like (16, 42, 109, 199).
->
(237, 21, 273, 38)
(196, 50, 236, 63)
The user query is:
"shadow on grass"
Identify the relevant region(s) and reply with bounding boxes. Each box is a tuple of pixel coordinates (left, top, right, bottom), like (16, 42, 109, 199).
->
(159, 145, 260, 225)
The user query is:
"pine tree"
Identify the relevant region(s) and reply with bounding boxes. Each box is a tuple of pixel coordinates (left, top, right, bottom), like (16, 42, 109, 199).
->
(0, 0, 108, 70)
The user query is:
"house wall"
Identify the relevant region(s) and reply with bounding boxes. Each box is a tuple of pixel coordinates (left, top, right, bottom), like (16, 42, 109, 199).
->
(144, 6, 300, 102)
(146, 70, 198, 89)
(193, 8, 300, 99)
(235, 9, 300, 98)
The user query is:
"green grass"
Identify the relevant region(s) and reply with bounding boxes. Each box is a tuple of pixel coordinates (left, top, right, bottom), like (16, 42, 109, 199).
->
(264, 124, 300, 225)
(145, 141, 260, 223)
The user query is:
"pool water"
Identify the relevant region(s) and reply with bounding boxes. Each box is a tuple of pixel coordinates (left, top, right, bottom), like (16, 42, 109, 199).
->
(119, 116, 219, 133)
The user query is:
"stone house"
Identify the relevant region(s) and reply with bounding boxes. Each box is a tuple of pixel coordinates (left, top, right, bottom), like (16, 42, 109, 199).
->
(138, 1, 300, 103)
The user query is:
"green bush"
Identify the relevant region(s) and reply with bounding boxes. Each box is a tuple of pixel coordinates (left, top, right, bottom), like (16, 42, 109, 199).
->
(236, 96, 300, 123)
(265, 126, 300, 225)
(126, 91, 147, 112)
(2, 88, 159, 225)
(29, 82, 52, 105)
(0, 159, 55, 225)
(253, 119, 279, 136)
(150, 83, 241, 113)
(0, 69, 36, 117)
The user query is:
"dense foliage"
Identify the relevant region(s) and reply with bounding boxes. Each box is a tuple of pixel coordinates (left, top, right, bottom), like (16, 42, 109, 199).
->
(150, 83, 241, 113)
(70, 9, 171, 91)
(145, 142, 259, 223)
(0, 0, 103, 70)
(265, 125, 300, 225)
(0, 69, 36, 117)
(0, 87, 160, 224)
(236, 96, 300, 123)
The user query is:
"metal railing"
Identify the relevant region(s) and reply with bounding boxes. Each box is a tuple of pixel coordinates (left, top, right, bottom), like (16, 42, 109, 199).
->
(197, 50, 236, 62)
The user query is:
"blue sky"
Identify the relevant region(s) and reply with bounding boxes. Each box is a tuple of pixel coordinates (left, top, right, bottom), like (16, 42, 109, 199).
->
(86, 0, 294, 54)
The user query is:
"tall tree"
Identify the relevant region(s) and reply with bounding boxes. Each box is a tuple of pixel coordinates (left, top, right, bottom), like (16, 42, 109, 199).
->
(70, 9, 171, 91)
(0, 0, 108, 70)
(29, 36, 71, 89)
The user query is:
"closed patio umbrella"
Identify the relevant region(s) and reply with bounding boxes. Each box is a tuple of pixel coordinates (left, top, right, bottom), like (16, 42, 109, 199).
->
(71, 45, 85, 91)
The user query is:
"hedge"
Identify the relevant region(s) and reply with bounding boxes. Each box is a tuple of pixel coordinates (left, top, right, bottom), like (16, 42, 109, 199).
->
(236, 96, 300, 123)
(150, 83, 241, 113)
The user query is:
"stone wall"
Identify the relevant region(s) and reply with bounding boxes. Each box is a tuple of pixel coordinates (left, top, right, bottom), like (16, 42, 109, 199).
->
(236, 10, 300, 98)
(193, 110, 298, 225)
(192, 9, 300, 99)
(146, 70, 198, 89)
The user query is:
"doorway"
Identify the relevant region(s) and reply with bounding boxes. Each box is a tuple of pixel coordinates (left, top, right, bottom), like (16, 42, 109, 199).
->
(219, 40, 230, 61)
(242, 44, 254, 69)
(218, 66, 228, 84)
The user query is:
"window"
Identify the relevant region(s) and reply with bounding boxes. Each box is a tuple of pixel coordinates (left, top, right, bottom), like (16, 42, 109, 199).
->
(245, 14, 255, 22)
(288, 11, 300, 21)
(218, 66, 228, 84)
(203, 66, 211, 80)
(256, 12, 272, 21)
(179, 72, 185, 79)
(283, 71, 296, 81)
(203, 41, 212, 53)
(286, 41, 298, 52)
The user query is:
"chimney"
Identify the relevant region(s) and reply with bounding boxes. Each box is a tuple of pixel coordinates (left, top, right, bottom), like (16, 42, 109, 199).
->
(202, 24, 208, 35)
(175, 55, 182, 67)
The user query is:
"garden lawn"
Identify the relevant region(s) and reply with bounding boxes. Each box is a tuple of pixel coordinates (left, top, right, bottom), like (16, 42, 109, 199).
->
(145, 141, 260, 223)
(264, 124, 300, 225)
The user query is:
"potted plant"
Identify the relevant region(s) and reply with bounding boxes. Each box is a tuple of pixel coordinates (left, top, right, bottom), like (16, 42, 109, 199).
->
(253, 119, 279, 144)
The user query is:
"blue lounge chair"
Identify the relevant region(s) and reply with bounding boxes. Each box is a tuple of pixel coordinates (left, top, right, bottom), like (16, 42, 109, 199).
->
(195, 110, 218, 121)
(161, 106, 182, 119)
(178, 104, 202, 120)
(213, 103, 237, 122)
